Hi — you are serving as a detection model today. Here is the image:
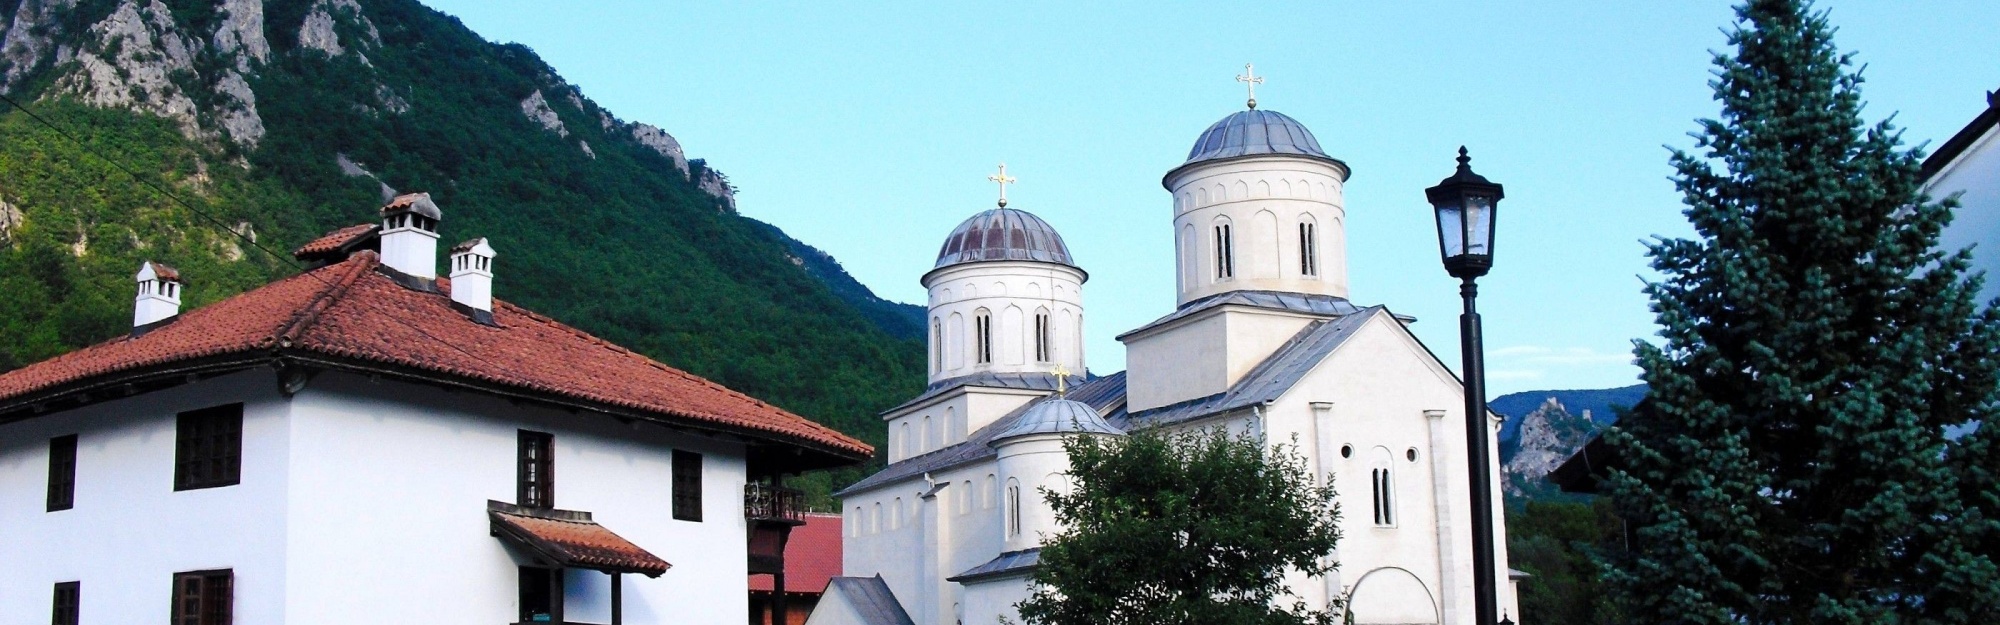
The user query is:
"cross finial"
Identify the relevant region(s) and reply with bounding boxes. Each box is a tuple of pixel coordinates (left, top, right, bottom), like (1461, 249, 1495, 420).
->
(988, 163, 1017, 208)
(1237, 63, 1265, 109)
(1052, 363, 1071, 396)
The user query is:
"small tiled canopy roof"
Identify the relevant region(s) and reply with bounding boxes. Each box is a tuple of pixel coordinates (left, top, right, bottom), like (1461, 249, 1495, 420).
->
(0, 247, 871, 470)
(292, 223, 380, 264)
(490, 502, 670, 577)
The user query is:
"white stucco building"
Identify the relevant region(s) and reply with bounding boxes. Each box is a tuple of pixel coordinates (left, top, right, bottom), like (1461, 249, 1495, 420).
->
(0, 194, 870, 625)
(1923, 87, 2000, 303)
(816, 103, 1520, 625)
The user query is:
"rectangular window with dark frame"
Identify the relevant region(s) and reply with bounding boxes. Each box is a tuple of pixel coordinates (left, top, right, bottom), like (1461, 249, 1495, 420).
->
(673, 450, 703, 522)
(175, 405, 242, 491)
(518, 430, 554, 508)
(48, 435, 77, 511)
(52, 581, 79, 625)
(171, 570, 232, 625)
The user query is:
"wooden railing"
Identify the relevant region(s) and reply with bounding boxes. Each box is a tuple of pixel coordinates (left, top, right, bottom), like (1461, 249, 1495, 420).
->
(744, 483, 806, 523)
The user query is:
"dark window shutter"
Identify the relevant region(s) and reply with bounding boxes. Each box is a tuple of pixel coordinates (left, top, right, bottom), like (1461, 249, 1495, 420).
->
(48, 435, 77, 511)
(673, 450, 703, 522)
(175, 405, 243, 491)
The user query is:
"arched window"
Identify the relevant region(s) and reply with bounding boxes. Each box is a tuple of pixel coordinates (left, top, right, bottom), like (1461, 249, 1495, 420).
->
(1299, 220, 1319, 277)
(922, 415, 936, 453)
(961, 480, 973, 514)
(1005, 477, 1023, 537)
(850, 507, 861, 537)
(931, 317, 942, 373)
(872, 502, 882, 534)
(974, 309, 994, 364)
(983, 474, 997, 509)
(1034, 309, 1051, 362)
(892, 497, 903, 530)
(1213, 222, 1235, 279)
(900, 422, 912, 461)
(1371, 466, 1395, 526)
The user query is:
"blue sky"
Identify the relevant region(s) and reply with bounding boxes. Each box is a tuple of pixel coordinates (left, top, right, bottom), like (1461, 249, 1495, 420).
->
(423, 1, 1998, 396)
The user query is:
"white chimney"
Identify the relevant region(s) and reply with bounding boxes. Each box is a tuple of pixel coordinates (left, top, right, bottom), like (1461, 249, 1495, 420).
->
(133, 260, 183, 328)
(379, 192, 441, 278)
(449, 237, 496, 313)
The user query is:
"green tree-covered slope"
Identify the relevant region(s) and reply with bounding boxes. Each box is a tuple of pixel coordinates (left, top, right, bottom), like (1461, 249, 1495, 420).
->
(0, 0, 918, 495)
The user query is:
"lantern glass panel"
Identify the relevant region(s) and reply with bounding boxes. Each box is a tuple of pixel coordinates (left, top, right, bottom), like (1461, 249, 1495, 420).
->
(1465, 194, 1493, 256)
(1437, 202, 1465, 258)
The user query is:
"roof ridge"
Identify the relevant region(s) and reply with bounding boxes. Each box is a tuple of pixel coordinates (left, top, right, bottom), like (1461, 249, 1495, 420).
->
(274, 252, 381, 348)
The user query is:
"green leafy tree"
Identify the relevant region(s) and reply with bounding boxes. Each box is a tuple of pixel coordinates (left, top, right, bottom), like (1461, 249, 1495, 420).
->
(1019, 428, 1343, 625)
(1601, 0, 2000, 622)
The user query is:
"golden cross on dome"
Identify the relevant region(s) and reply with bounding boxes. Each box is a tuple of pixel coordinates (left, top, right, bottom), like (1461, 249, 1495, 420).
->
(988, 163, 1017, 208)
(1237, 62, 1264, 109)
(1052, 363, 1071, 396)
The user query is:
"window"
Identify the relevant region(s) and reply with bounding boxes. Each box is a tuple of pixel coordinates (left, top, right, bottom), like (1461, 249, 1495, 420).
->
(982, 474, 996, 509)
(931, 318, 943, 373)
(1214, 223, 1235, 279)
(172, 570, 232, 625)
(1299, 222, 1318, 277)
(872, 502, 882, 533)
(519, 566, 560, 623)
(518, 430, 554, 508)
(1034, 311, 1051, 362)
(52, 582, 79, 625)
(1005, 478, 1022, 537)
(673, 450, 703, 522)
(892, 497, 903, 530)
(974, 310, 993, 364)
(49, 435, 76, 511)
(175, 404, 242, 491)
(1371, 467, 1394, 526)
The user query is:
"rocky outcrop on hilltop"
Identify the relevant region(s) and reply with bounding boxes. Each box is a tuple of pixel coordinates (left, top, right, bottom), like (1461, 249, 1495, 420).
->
(1503, 397, 1602, 498)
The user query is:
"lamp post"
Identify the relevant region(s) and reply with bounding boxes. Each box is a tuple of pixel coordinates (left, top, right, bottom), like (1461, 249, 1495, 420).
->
(1425, 146, 1505, 625)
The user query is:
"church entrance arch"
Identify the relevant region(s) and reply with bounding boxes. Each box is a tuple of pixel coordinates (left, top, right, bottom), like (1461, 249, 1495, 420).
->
(1346, 567, 1439, 625)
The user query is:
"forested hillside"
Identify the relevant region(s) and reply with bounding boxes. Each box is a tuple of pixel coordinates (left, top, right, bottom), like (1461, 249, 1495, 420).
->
(0, 0, 920, 497)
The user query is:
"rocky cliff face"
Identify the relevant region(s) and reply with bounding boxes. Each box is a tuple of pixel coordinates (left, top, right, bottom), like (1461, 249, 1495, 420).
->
(1503, 396, 1602, 498)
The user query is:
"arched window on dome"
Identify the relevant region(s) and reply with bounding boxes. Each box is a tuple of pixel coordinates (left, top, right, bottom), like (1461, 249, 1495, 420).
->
(1213, 220, 1235, 280)
(1005, 477, 1023, 537)
(930, 317, 942, 373)
(1034, 308, 1051, 362)
(974, 309, 994, 364)
(1299, 217, 1320, 278)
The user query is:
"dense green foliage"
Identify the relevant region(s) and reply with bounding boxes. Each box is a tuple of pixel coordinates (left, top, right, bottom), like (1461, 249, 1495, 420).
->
(0, 0, 926, 499)
(1020, 429, 1343, 625)
(1602, 0, 2000, 621)
(1506, 499, 1626, 625)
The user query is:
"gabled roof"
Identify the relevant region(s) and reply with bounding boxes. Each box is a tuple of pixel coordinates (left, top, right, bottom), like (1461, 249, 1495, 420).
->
(822, 576, 917, 625)
(1117, 290, 1369, 342)
(0, 249, 870, 470)
(1124, 308, 1379, 429)
(749, 513, 843, 594)
(837, 374, 1126, 497)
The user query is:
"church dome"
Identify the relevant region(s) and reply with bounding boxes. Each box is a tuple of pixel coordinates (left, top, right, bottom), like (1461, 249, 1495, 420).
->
(934, 208, 1076, 270)
(991, 397, 1124, 444)
(1183, 109, 1335, 166)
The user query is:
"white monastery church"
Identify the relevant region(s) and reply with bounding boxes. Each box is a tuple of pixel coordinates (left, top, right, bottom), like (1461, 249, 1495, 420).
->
(814, 97, 1522, 625)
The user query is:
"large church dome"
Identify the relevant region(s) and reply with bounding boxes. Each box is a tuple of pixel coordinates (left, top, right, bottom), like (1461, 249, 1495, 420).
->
(933, 207, 1076, 270)
(1183, 109, 1336, 166)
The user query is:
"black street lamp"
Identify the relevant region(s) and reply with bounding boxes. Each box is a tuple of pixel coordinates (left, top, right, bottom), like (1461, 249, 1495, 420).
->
(1425, 146, 1505, 625)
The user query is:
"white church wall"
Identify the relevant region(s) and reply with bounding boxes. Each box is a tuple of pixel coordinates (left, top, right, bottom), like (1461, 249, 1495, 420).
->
(1165, 156, 1350, 306)
(924, 262, 1086, 385)
(884, 387, 1048, 464)
(842, 482, 930, 622)
(1926, 121, 2000, 304)
(1124, 313, 1230, 411)
(960, 576, 1031, 625)
(280, 371, 751, 625)
(994, 434, 1071, 553)
(0, 370, 292, 625)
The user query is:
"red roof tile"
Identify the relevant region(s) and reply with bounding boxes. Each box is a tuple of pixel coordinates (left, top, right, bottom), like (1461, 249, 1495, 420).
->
(749, 513, 844, 594)
(490, 504, 671, 577)
(0, 250, 872, 466)
(292, 223, 379, 260)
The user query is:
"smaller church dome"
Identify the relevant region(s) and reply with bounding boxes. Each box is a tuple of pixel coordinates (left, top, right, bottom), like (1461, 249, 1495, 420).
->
(991, 398, 1124, 444)
(1183, 109, 1333, 165)
(934, 208, 1076, 270)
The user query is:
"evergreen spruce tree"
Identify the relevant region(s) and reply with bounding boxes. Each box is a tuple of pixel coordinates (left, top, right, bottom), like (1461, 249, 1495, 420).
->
(1602, 0, 2000, 622)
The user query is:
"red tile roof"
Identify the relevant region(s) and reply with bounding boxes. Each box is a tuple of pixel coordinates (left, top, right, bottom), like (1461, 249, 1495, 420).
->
(0, 250, 871, 467)
(749, 513, 844, 594)
(292, 223, 379, 260)
(490, 504, 671, 577)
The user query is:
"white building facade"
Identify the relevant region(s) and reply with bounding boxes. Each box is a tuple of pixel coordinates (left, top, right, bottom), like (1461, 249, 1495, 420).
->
(820, 105, 1520, 625)
(0, 196, 870, 624)
(1922, 88, 2000, 303)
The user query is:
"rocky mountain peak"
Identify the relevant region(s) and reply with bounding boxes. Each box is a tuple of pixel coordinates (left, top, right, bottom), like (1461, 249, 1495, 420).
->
(1503, 396, 1602, 498)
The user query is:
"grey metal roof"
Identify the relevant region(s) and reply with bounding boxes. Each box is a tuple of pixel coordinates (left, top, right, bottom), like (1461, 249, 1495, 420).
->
(947, 548, 1042, 583)
(882, 372, 1064, 415)
(1183, 109, 1336, 166)
(934, 207, 1076, 271)
(1117, 290, 1367, 342)
(839, 374, 1126, 497)
(992, 398, 1124, 443)
(823, 576, 917, 625)
(1124, 308, 1381, 430)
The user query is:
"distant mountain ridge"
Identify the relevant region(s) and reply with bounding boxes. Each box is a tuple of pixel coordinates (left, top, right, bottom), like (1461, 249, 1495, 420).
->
(0, 0, 921, 493)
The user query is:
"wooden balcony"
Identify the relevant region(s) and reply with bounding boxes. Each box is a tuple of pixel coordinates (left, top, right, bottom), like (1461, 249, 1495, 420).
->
(744, 483, 807, 525)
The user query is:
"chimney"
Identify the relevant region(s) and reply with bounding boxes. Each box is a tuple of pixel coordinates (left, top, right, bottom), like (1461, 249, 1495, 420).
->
(133, 260, 183, 329)
(379, 192, 442, 279)
(449, 237, 496, 313)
